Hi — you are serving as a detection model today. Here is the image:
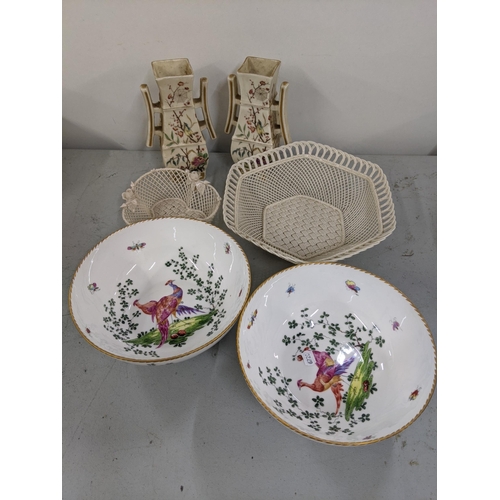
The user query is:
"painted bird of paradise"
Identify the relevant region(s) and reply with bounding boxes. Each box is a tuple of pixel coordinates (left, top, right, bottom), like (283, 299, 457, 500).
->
(296, 349, 356, 415)
(133, 280, 202, 348)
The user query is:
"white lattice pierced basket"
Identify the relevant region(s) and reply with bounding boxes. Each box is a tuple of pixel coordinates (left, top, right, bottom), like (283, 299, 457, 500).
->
(223, 141, 396, 264)
(121, 168, 221, 225)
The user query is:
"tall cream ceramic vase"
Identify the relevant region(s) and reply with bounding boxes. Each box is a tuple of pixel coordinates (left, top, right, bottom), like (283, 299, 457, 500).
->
(141, 59, 216, 179)
(225, 56, 291, 163)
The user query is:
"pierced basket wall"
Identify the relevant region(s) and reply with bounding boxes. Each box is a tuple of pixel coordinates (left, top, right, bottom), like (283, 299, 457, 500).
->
(223, 141, 396, 264)
(121, 168, 221, 225)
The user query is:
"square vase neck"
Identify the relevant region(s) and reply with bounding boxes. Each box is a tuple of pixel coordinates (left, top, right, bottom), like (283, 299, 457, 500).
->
(237, 56, 281, 78)
(152, 58, 193, 79)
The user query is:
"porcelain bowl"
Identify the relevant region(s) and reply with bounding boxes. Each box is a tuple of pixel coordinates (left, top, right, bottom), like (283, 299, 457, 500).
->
(237, 264, 436, 445)
(70, 218, 251, 364)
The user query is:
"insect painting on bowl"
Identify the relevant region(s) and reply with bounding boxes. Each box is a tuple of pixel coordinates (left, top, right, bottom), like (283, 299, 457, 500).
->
(128, 241, 146, 251)
(247, 310, 258, 329)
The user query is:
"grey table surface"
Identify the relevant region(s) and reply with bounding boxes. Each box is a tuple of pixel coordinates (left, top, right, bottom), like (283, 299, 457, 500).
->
(62, 150, 437, 500)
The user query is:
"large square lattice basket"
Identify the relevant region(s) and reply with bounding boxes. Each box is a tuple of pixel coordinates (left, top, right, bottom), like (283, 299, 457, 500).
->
(223, 141, 396, 264)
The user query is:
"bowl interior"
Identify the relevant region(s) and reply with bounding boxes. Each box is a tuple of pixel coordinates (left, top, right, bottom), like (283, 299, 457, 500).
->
(237, 264, 436, 444)
(70, 218, 250, 364)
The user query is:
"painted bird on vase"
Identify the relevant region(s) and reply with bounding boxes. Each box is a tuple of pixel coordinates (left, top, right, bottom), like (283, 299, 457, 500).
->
(255, 119, 266, 137)
(183, 122, 200, 143)
(133, 280, 201, 348)
(297, 349, 356, 415)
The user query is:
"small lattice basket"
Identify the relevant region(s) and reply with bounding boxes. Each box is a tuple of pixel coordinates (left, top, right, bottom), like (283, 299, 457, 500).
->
(223, 141, 396, 264)
(121, 168, 221, 225)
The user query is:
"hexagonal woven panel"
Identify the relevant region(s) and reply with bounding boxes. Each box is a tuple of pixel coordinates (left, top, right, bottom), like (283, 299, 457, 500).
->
(263, 196, 345, 260)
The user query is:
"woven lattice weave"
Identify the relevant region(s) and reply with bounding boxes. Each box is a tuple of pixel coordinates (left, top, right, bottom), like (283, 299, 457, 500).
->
(263, 196, 345, 260)
(121, 168, 221, 225)
(223, 141, 396, 264)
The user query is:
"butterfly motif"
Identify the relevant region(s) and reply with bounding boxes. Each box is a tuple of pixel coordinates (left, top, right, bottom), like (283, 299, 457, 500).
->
(247, 310, 258, 329)
(128, 241, 146, 251)
(345, 280, 360, 294)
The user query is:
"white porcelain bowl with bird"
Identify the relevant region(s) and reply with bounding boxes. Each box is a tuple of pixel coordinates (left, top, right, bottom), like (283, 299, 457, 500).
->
(70, 218, 251, 364)
(237, 263, 436, 445)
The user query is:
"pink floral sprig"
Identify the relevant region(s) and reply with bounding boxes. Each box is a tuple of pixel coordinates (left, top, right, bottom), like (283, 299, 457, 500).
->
(248, 79, 270, 103)
(166, 82, 191, 106)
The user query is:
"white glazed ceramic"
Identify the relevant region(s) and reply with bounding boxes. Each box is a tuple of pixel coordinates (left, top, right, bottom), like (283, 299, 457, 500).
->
(237, 264, 436, 445)
(70, 218, 251, 364)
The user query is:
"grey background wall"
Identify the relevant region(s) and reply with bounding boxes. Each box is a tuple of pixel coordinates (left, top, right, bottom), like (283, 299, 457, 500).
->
(62, 0, 436, 156)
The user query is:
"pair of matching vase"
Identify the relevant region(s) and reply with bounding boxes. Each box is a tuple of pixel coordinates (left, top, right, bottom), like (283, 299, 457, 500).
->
(141, 56, 291, 179)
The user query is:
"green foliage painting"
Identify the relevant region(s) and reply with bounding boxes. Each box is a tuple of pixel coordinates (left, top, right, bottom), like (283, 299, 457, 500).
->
(103, 247, 228, 355)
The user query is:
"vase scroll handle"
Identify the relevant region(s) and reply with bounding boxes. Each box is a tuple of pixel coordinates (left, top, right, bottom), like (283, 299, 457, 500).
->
(275, 81, 291, 145)
(140, 84, 162, 148)
(224, 74, 240, 135)
(194, 78, 216, 140)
